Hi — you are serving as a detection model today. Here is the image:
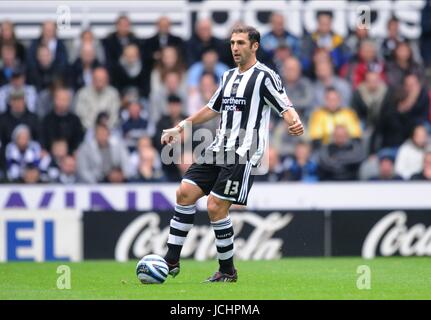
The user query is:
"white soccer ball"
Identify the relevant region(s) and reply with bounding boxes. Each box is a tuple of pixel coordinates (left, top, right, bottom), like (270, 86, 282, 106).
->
(136, 254, 169, 284)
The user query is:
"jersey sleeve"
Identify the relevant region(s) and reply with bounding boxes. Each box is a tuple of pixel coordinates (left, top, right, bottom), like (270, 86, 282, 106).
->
(206, 75, 224, 113)
(262, 74, 293, 117)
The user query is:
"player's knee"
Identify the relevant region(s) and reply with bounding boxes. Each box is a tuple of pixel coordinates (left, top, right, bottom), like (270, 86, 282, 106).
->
(176, 186, 194, 205)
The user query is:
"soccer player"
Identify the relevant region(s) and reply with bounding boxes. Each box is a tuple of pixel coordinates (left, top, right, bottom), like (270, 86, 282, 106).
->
(160, 25, 304, 282)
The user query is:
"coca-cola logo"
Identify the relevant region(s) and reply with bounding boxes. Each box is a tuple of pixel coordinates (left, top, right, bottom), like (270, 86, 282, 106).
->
(362, 211, 431, 259)
(115, 212, 293, 262)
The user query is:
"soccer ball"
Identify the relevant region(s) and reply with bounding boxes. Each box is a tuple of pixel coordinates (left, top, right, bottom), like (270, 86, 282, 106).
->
(136, 254, 169, 284)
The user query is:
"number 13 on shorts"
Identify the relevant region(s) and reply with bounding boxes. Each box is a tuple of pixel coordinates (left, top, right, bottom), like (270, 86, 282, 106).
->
(224, 180, 239, 195)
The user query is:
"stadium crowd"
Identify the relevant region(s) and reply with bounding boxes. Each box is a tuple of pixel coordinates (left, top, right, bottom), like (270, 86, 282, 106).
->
(1, 7, 431, 184)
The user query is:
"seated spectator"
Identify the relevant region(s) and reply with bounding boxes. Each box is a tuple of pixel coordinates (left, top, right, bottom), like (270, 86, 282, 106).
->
(129, 144, 166, 183)
(70, 42, 102, 91)
(411, 149, 431, 180)
(111, 44, 150, 99)
(379, 16, 405, 62)
(385, 41, 424, 91)
(312, 60, 352, 107)
(0, 89, 40, 151)
(39, 138, 68, 183)
(260, 13, 301, 61)
(372, 74, 430, 152)
(41, 87, 84, 153)
(75, 67, 121, 130)
(187, 47, 228, 93)
(281, 57, 314, 122)
(301, 11, 349, 72)
(34, 77, 71, 119)
(254, 146, 286, 182)
(69, 29, 106, 65)
(186, 18, 224, 67)
(369, 149, 403, 181)
(102, 14, 140, 69)
(317, 124, 365, 181)
(394, 125, 429, 180)
(19, 163, 41, 184)
(344, 24, 370, 60)
(143, 16, 185, 69)
(0, 20, 26, 63)
(121, 100, 155, 152)
(5, 124, 41, 182)
(283, 141, 319, 182)
(309, 87, 362, 149)
(0, 66, 37, 113)
(57, 155, 78, 184)
(27, 44, 66, 92)
(76, 122, 131, 183)
(339, 40, 386, 89)
(303, 47, 333, 80)
(271, 117, 301, 157)
(129, 135, 162, 175)
(0, 44, 21, 87)
(26, 21, 68, 69)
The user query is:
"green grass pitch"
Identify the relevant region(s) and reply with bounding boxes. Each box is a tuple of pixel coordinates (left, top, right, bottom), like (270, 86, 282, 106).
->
(1, 257, 430, 300)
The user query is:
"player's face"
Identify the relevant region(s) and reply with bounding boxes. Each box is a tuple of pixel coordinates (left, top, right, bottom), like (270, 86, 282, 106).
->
(230, 32, 257, 66)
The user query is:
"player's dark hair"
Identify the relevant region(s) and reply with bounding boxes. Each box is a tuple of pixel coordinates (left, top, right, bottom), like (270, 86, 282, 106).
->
(231, 25, 260, 45)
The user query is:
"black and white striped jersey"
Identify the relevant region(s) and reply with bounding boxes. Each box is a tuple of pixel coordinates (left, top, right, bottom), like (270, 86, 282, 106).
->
(206, 61, 293, 165)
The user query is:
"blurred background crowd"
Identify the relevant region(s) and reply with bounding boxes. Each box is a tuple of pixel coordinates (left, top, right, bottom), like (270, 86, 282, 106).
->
(1, 3, 431, 184)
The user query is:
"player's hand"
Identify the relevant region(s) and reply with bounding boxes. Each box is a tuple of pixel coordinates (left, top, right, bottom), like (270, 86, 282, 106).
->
(161, 127, 182, 146)
(288, 118, 304, 136)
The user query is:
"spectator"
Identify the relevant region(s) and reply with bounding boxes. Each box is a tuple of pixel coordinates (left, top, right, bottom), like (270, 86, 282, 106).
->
(372, 74, 430, 152)
(121, 100, 155, 152)
(0, 89, 40, 151)
(318, 124, 365, 181)
(309, 87, 362, 149)
(41, 87, 84, 153)
(411, 149, 431, 180)
(312, 60, 352, 107)
(27, 21, 68, 69)
(339, 40, 386, 89)
(385, 41, 424, 90)
(0, 44, 21, 86)
(70, 42, 102, 91)
(281, 57, 314, 122)
(186, 18, 224, 67)
(102, 14, 140, 69)
(39, 138, 68, 183)
(303, 47, 333, 80)
(69, 29, 106, 65)
(301, 11, 349, 72)
(394, 125, 429, 180)
(344, 24, 370, 60)
(369, 150, 403, 181)
(5, 124, 42, 182)
(271, 118, 299, 157)
(57, 155, 78, 184)
(254, 146, 285, 182)
(379, 16, 405, 62)
(111, 44, 150, 99)
(34, 77, 71, 119)
(283, 141, 319, 182)
(420, 0, 431, 77)
(0, 20, 26, 63)
(129, 135, 162, 176)
(351, 70, 388, 131)
(0, 66, 38, 113)
(75, 67, 121, 130)
(187, 47, 229, 92)
(27, 44, 66, 91)
(76, 122, 131, 183)
(129, 143, 166, 183)
(143, 16, 185, 69)
(260, 13, 301, 61)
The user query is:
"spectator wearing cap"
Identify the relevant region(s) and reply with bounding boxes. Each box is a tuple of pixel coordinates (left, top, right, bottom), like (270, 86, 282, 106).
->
(0, 89, 40, 152)
(187, 47, 228, 93)
(75, 67, 121, 130)
(102, 14, 140, 70)
(394, 125, 429, 180)
(411, 149, 431, 181)
(76, 122, 132, 183)
(5, 124, 42, 182)
(41, 87, 84, 154)
(260, 13, 301, 61)
(369, 150, 403, 181)
(0, 65, 38, 113)
(26, 21, 68, 70)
